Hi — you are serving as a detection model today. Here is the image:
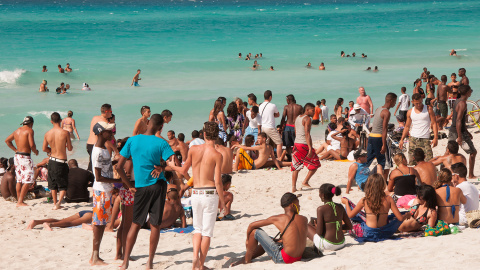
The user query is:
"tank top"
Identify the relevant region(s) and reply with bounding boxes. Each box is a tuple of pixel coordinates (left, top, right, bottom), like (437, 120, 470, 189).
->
(371, 107, 387, 134)
(451, 99, 467, 133)
(355, 162, 370, 188)
(294, 115, 307, 144)
(410, 105, 430, 139)
(393, 168, 417, 196)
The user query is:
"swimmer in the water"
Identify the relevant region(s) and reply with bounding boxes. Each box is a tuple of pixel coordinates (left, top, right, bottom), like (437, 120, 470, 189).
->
(319, 63, 325, 70)
(42, 65, 47, 72)
(245, 55, 250, 61)
(346, 55, 351, 57)
(260, 53, 263, 57)
(62, 110, 80, 140)
(249, 53, 252, 58)
(270, 66, 274, 71)
(239, 53, 242, 58)
(450, 49, 457, 56)
(366, 67, 371, 71)
(374, 66, 379, 72)
(131, 69, 141, 86)
(352, 52, 356, 57)
(362, 53, 367, 58)
(39, 80, 48, 92)
(82, 83, 91, 91)
(65, 63, 72, 72)
(58, 64, 64, 73)
(252, 64, 257, 71)
(306, 62, 312, 68)
(65, 84, 70, 91)
(341, 51, 345, 57)
(255, 54, 259, 59)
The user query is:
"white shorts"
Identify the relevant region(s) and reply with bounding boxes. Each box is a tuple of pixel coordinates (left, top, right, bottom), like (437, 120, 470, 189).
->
(313, 234, 345, 253)
(14, 154, 35, 184)
(191, 188, 219, 238)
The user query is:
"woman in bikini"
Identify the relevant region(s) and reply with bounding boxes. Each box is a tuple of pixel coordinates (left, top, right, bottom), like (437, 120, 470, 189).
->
(387, 153, 420, 197)
(226, 101, 245, 145)
(307, 184, 352, 254)
(212, 100, 228, 143)
(334, 98, 344, 119)
(342, 174, 410, 241)
(413, 79, 425, 98)
(425, 75, 436, 106)
(398, 184, 437, 232)
(61, 110, 80, 140)
(434, 168, 466, 224)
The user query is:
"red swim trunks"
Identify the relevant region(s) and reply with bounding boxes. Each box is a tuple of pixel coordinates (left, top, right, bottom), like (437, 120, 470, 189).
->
(291, 143, 321, 171)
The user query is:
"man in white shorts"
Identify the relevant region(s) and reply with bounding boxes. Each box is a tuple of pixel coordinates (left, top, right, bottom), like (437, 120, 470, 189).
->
(259, 90, 283, 158)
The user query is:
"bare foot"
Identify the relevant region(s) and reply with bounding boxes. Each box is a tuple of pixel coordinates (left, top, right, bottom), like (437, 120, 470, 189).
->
(468, 175, 477, 180)
(146, 260, 153, 269)
(82, 223, 93, 231)
(292, 187, 298, 193)
(43, 223, 53, 231)
(26, 220, 37, 230)
(104, 226, 114, 232)
(119, 262, 129, 270)
(302, 183, 312, 188)
(16, 202, 28, 207)
(89, 257, 108, 266)
(230, 258, 246, 267)
(52, 204, 63, 210)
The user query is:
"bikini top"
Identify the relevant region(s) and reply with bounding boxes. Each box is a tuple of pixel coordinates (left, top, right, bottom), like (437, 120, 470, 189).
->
(325, 201, 341, 240)
(409, 204, 429, 225)
(364, 199, 388, 221)
(439, 184, 459, 217)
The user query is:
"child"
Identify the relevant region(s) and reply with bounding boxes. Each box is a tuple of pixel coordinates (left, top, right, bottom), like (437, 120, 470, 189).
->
(89, 122, 123, 266)
(219, 174, 235, 220)
(307, 184, 352, 254)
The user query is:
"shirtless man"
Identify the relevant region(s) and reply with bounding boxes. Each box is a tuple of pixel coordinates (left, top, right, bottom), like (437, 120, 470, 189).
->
(131, 69, 141, 86)
(132, 105, 150, 135)
(458, 68, 469, 86)
(431, 141, 466, 170)
(433, 75, 451, 118)
(159, 184, 186, 229)
(420, 67, 428, 82)
(43, 112, 73, 210)
(39, 80, 48, 92)
(231, 193, 307, 266)
(65, 63, 72, 72)
(86, 104, 112, 172)
(177, 133, 189, 163)
(280, 94, 303, 156)
(5, 116, 39, 207)
(412, 148, 437, 186)
(356, 87, 374, 115)
(215, 138, 233, 174)
(247, 93, 259, 107)
(58, 64, 64, 73)
(232, 133, 284, 171)
(167, 122, 226, 270)
(319, 125, 356, 160)
(156, 109, 173, 139)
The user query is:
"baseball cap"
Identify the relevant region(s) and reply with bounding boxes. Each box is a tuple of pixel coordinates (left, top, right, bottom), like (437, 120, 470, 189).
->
(353, 104, 361, 110)
(280, 192, 302, 208)
(20, 116, 34, 125)
(353, 149, 368, 159)
(93, 121, 116, 135)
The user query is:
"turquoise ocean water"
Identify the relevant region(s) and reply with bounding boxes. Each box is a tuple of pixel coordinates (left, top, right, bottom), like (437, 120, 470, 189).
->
(0, 0, 479, 163)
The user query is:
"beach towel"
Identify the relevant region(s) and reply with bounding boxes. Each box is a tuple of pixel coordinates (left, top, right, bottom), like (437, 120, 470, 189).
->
(424, 220, 451, 237)
(160, 225, 195, 234)
(237, 148, 254, 170)
(396, 195, 416, 209)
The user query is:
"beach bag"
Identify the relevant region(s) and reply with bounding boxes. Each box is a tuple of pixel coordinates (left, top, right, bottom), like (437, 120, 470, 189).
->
(424, 220, 451, 237)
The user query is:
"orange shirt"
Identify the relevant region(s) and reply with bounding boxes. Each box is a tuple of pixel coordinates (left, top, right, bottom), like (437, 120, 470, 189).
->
(313, 106, 321, 120)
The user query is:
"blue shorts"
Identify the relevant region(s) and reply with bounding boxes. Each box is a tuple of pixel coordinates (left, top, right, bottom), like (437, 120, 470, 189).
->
(366, 136, 387, 169)
(254, 229, 284, 264)
(133, 82, 140, 86)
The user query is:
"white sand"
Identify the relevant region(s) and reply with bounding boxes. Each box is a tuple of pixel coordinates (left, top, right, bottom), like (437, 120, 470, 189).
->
(1, 131, 480, 270)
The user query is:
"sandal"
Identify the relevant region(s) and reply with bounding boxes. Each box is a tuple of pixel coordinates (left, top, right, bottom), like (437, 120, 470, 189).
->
(223, 214, 236, 220)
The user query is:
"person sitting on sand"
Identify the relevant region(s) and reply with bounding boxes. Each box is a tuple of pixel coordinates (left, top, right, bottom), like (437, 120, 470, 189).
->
(319, 63, 325, 70)
(387, 153, 420, 197)
(65, 159, 94, 203)
(346, 149, 370, 194)
(342, 174, 411, 242)
(33, 156, 49, 182)
(155, 184, 187, 229)
(413, 148, 437, 186)
(231, 193, 307, 266)
(398, 184, 437, 232)
(232, 133, 285, 171)
(431, 141, 466, 170)
(434, 168, 466, 224)
(451, 163, 479, 226)
(218, 174, 235, 220)
(319, 125, 356, 160)
(25, 210, 107, 231)
(1, 158, 16, 200)
(307, 184, 352, 254)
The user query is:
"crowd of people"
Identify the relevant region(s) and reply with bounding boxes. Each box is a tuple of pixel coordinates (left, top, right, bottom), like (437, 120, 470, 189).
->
(0, 66, 479, 268)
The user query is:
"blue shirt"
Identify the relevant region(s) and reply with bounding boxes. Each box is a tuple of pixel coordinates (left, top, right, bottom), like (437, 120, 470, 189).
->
(120, 135, 174, 188)
(355, 162, 370, 190)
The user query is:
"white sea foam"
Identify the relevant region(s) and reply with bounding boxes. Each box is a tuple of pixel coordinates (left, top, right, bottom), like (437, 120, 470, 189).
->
(27, 111, 69, 119)
(0, 69, 27, 84)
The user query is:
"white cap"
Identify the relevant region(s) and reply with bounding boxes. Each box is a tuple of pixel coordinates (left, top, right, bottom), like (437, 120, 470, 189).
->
(353, 104, 361, 110)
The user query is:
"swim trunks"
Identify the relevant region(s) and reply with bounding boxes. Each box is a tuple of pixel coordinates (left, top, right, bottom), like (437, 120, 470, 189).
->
(92, 189, 112, 226)
(291, 143, 321, 171)
(133, 180, 167, 226)
(47, 158, 69, 191)
(282, 125, 296, 148)
(438, 101, 448, 118)
(133, 82, 140, 87)
(14, 153, 34, 184)
(192, 188, 219, 238)
(120, 186, 134, 206)
(312, 119, 320, 125)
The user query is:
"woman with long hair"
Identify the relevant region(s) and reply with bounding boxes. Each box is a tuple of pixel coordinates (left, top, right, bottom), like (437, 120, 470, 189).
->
(226, 101, 244, 144)
(341, 174, 410, 242)
(212, 99, 227, 142)
(413, 79, 425, 98)
(398, 184, 437, 232)
(334, 98, 344, 119)
(434, 168, 466, 224)
(61, 110, 80, 140)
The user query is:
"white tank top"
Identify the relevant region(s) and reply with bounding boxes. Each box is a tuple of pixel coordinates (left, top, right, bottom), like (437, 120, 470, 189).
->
(410, 105, 431, 139)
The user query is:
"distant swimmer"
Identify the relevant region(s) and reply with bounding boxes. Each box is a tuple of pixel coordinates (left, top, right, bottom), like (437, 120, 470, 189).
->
(62, 110, 80, 140)
(252, 64, 257, 71)
(450, 49, 457, 56)
(65, 84, 70, 91)
(255, 54, 259, 59)
(374, 66, 379, 72)
(319, 62, 325, 70)
(245, 55, 250, 61)
(131, 69, 141, 86)
(270, 66, 274, 71)
(341, 51, 345, 57)
(58, 64, 64, 73)
(65, 63, 72, 72)
(352, 52, 356, 57)
(82, 83, 91, 91)
(260, 53, 263, 57)
(39, 80, 48, 92)
(42, 65, 47, 72)
(362, 53, 367, 58)
(346, 55, 351, 57)
(254, 60, 259, 66)
(366, 67, 371, 71)
(249, 53, 252, 58)
(238, 53, 242, 58)
(306, 62, 312, 68)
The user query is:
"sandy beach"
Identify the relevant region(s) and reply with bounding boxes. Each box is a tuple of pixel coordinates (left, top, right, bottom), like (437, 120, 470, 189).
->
(1, 129, 479, 270)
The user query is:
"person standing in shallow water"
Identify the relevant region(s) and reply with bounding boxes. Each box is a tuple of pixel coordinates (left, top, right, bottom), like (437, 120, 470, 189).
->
(131, 69, 141, 86)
